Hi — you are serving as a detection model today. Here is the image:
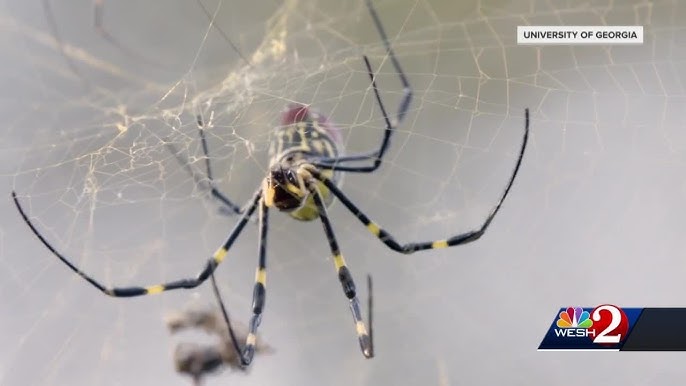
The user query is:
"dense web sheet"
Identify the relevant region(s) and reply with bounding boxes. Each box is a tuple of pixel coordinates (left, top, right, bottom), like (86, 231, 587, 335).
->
(1, 0, 686, 385)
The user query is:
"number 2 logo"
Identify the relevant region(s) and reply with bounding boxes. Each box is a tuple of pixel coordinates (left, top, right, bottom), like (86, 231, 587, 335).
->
(588, 304, 629, 344)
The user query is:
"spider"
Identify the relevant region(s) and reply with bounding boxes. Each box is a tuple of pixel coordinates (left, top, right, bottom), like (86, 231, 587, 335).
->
(12, 0, 529, 368)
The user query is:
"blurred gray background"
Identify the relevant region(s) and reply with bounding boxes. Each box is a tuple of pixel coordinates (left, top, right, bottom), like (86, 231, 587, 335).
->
(1, 0, 686, 385)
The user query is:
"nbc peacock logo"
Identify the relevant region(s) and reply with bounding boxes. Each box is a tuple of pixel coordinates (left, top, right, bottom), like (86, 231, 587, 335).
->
(554, 307, 595, 338)
(540, 304, 634, 350)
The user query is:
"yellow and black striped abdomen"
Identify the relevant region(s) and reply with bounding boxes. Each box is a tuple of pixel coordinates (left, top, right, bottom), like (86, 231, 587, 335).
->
(268, 120, 340, 163)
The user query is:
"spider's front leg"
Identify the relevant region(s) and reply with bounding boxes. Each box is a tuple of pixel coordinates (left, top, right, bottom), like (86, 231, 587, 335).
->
(308, 108, 530, 254)
(218, 194, 269, 367)
(243, 199, 268, 364)
(302, 172, 374, 358)
(10, 189, 261, 298)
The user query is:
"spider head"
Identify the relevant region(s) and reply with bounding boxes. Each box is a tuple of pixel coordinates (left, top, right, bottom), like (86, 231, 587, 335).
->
(263, 166, 306, 211)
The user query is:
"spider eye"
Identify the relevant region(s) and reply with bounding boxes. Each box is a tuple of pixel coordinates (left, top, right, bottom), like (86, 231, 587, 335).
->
(269, 168, 285, 185)
(285, 170, 298, 185)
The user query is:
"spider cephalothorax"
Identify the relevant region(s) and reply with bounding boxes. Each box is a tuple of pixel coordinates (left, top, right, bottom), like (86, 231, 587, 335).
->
(263, 164, 307, 212)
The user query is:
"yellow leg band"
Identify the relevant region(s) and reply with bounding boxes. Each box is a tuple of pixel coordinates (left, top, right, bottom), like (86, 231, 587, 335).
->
(432, 240, 449, 249)
(145, 285, 164, 294)
(366, 222, 381, 236)
(333, 254, 346, 270)
(255, 268, 266, 285)
(356, 321, 368, 336)
(214, 247, 228, 263)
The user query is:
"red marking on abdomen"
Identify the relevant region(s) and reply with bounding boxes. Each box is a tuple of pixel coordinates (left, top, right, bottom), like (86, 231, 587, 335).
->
(280, 103, 343, 146)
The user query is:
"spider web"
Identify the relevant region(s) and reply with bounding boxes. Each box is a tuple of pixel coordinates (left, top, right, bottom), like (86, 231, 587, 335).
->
(2, 0, 686, 385)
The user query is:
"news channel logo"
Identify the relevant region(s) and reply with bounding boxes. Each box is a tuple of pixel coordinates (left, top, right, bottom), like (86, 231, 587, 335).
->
(538, 304, 641, 350)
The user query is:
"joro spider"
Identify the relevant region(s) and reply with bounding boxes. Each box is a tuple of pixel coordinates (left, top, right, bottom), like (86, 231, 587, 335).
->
(12, 0, 529, 368)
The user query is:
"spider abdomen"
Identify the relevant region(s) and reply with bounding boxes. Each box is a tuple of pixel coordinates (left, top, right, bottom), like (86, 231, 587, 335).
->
(269, 104, 343, 164)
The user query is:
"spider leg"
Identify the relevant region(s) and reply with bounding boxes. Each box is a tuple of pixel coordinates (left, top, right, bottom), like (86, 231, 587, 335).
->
(209, 266, 247, 368)
(192, 0, 252, 66)
(196, 115, 245, 215)
(313, 0, 412, 172)
(41, 0, 89, 85)
(92, 0, 182, 69)
(308, 179, 374, 358)
(46, 0, 167, 72)
(238, 198, 269, 365)
(209, 196, 269, 368)
(92, 0, 153, 64)
(310, 108, 529, 253)
(11, 189, 261, 297)
(165, 115, 244, 215)
(367, 273, 374, 358)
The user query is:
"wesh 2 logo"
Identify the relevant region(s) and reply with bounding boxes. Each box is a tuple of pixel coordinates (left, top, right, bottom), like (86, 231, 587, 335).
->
(539, 304, 631, 350)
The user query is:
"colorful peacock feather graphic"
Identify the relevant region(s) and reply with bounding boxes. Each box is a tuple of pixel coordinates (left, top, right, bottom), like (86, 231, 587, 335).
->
(556, 307, 593, 328)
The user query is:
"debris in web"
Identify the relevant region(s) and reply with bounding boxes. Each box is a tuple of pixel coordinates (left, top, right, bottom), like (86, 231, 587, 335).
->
(165, 307, 274, 385)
